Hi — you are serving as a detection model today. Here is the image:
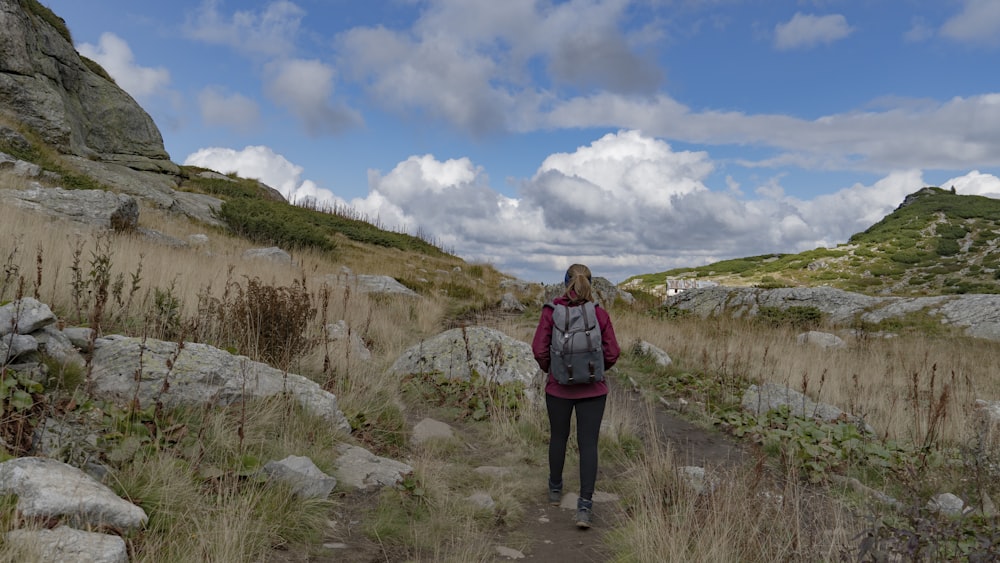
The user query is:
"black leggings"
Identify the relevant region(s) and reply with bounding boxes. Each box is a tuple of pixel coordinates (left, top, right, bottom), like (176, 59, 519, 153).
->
(546, 393, 607, 501)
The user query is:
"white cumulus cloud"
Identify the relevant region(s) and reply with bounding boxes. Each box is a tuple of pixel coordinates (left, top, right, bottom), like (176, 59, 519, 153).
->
(263, 58, 363, 135)
(774, 13, 853, 51)
(941, 0, 1000, 46)
(77, 33, 171, 100)
(184, 0, 304, 57)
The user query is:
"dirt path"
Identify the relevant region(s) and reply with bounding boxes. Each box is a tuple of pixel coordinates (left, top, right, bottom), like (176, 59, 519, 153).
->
(499, 383, 745, 562)
(271, 380, 746, 562)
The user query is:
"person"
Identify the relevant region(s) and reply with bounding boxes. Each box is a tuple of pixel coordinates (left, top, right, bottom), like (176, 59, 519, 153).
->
(531, 263, 620, 529)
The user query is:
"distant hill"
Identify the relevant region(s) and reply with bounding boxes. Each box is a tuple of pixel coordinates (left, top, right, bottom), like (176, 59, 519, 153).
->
(623, 187, 1000, 297)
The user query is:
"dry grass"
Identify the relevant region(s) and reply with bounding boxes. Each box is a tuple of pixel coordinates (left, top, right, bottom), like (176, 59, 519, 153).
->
(614, 310, 1000, 447)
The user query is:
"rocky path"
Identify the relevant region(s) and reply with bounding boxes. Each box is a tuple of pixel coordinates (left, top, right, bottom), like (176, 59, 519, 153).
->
(498, 382, 745, 562)
(270, 379, 745, 562)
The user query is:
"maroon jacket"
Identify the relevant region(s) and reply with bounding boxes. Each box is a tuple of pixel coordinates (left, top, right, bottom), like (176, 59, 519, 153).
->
(531, 295, 620, 399)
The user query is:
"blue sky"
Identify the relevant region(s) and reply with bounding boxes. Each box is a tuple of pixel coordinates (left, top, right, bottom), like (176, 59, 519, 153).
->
(42, 0, 1000, 283)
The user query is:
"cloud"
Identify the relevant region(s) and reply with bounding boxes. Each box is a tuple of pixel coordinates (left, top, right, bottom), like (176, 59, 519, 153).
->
(198, 87, 260, 132)
(77, 33, 171, 100)
(945, 170, 1000, 197)
(337, 0, 662, 133)
(184, 0, 304, 57)
(540, 93, 1000, 173)
(941, 0, 1000, 46)
(263, 59, 363, 135)
(773, 13, 853, 50)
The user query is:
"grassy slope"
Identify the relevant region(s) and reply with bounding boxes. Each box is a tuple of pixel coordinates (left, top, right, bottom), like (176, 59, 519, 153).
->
(623, 187, 1000, 297)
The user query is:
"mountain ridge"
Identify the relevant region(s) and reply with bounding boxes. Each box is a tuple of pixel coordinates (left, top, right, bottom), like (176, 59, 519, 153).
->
(624, 187, 1000, 298)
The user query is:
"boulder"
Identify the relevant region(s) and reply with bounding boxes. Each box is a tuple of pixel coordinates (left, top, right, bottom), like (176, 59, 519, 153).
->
(631, 340, 673, 367)
(411, 418, 455, 446)
(261, 455, 337, 499)
(326, 320, 372, 361)
(0, 333, 38, 363)
(333, 445, 412, 490)
(0, 457, 147, 531)
(389, 326, 538, 391)
(0, 185, 138, 231)
(742, 382, 873, 433)
(795, 331, 845, 349)
(87, 336, 350, 433)
(5, 526, 127, 563)
(0, 298, 57, 336)
(243, 246, 292, 263)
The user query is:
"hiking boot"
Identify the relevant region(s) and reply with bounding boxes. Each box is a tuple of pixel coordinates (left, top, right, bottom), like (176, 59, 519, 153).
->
(575, 498, 593, 529)
(548, 478, 562, 506)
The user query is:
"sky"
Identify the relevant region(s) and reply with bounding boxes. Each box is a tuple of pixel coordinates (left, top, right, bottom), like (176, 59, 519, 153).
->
(41, 0, 1000, 283)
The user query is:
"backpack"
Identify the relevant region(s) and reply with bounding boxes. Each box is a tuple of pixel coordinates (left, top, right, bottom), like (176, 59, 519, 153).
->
(545, 300, 604, 385)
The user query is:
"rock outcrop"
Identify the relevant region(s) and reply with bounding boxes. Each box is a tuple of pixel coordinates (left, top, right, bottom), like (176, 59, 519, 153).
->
(0, 0, 171, 171)
(664, 285, 1000, 341)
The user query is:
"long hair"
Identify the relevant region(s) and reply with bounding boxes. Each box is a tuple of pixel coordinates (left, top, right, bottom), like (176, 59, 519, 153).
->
(563, 263, 594, 304)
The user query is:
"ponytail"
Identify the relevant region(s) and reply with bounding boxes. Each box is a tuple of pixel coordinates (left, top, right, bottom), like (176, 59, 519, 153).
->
(563, 263, 594, 303)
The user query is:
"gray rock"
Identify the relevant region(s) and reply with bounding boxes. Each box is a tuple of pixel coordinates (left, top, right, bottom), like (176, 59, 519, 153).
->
(742, 382, 873, 433)
(0, 297, 57, 336)
(411, 418, 455, 446)
(88, 337, 350, 433)
(0, 185, 138, 231)
(632, 340, 673, 367)
(496, 546, 526, 560)
(349, 274, 419, 297)
(500, 292, 525, 312)
(243, 246, 292, 263)
(1, 333, 37, 362)
(262, 455, 337, 499)
(62, 327, 96, 351)
(34, 325, 85, 369)
(333, 445, 412, 490)
(927, 493, 967, 516)
(466, 491, 495, 510)
(795, 331, 846, 349)
(326, 320, 372, 361)
(32, 416, 100, 467)
(188, 233, 210, 245)
(0, 457, 147, 531)
(5, 526, 127, 563)
(389, 326, 539, 393)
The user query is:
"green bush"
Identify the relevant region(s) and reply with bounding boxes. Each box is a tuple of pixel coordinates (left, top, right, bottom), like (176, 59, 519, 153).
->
(935, 238, 961, 257)
(214, 199, 336, 251)
(757, 306, 824, 329)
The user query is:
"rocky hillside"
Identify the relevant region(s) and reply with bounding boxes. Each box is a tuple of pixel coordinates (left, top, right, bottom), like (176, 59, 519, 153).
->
(624, 187, 1000, 298)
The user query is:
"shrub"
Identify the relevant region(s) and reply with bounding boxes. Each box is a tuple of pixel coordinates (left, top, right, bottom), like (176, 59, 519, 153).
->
(935, 238, 961, 257)
(757, 306, 823, 329)
(214, 199, 335, 252)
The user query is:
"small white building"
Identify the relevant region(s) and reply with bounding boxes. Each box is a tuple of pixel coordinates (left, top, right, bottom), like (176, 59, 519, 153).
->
(664, 279, 719, 296)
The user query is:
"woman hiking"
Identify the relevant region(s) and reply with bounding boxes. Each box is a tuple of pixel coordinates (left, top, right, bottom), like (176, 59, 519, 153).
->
(531, 263, 620, 528)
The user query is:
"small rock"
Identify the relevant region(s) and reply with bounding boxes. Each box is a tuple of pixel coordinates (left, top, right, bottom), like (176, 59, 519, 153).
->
(466, 491, 496, 510)
(411, 418, 455, 446)
(928, 493, 967, 516)
(495, 546, 525, 560)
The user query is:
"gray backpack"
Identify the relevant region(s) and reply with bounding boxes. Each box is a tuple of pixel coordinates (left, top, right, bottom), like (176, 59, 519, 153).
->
(545, 300, 604, 385)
